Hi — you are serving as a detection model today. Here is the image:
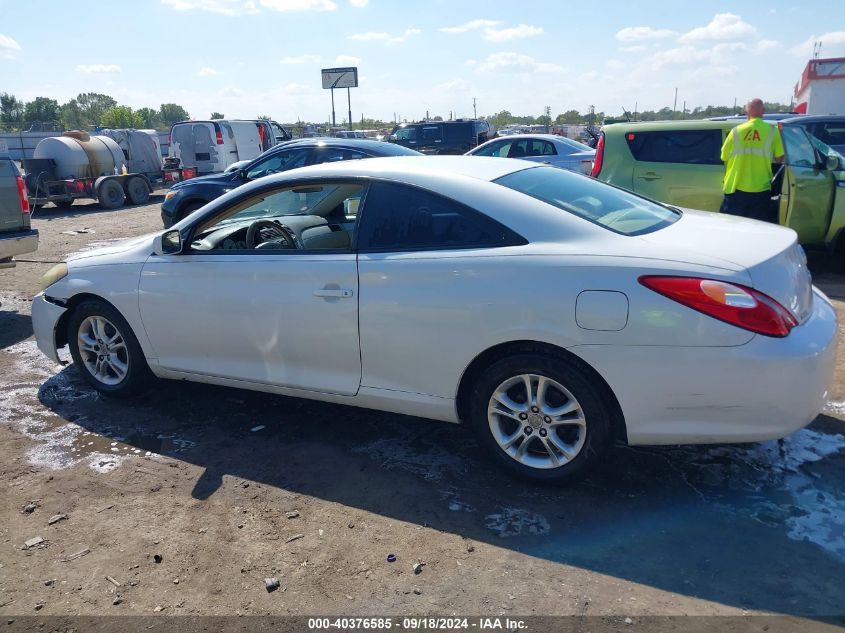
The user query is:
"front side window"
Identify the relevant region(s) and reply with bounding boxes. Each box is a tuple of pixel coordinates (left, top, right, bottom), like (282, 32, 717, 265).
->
(496, 166, 680, 236)
(246, 149, 309, 180)
(189, 182, 364, 252)
(781, 126, 817, 167)
(473, 140, 511, 157)
(357, 182, 523, 252)
(626, 130, 722, 165)
(393, 127, 417, 142)
(310, 147, 368, 165)
(421, 126, 442, 143)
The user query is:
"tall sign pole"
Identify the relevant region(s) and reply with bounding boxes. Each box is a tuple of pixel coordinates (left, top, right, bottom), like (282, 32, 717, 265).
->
(322, 67, 358, 131)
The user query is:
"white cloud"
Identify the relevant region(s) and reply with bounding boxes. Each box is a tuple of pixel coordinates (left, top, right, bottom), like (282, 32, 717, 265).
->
(335, 55, 360, 64)
(789, 31, 845, 57)
(440, 19, 500, 34)
(260, 0, 337, 11)
(615, 26, 676, 42)
(197, 66, 221, 77)
(620, 45, 648, 53)
(221, 87, 245, 97)
(680, 13, 756, 42)
(280, 54, 321, 64)
(76, 64, 122, 74)
(348, 0, 367, 6)
(755, 39, 779, 54)
(648, 42, 745, 71)
(349, 28, 420, 44)
(476, 52, 562, 74)
(0, 33, 21, 59)
(160, 0, 259, 15)
(434, 78, 469, 92)
(483, 24, 543, 43)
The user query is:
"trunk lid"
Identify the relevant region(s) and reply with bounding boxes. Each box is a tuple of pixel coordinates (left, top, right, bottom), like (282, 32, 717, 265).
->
(641, 208, 814, 323)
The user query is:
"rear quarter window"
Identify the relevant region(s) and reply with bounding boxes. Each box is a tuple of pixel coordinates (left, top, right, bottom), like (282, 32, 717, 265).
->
(625, 130, 723, 165)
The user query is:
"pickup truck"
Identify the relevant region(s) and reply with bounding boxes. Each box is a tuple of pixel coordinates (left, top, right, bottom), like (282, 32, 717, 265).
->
(0, 151, 38, 269)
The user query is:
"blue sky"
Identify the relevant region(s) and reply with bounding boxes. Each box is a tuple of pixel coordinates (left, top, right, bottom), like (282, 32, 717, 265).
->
(1, 0, 844, 123)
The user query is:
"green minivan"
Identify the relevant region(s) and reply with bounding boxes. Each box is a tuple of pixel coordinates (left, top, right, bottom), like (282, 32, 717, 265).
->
(591, 119, 845, 254)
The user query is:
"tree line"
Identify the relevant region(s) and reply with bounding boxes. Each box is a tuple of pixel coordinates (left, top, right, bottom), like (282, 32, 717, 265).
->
(0, 92, 192, 132)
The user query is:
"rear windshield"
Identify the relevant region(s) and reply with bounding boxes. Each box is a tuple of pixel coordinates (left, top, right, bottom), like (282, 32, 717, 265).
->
(373, 143, 423, 156)
(495, 166, 680, 236)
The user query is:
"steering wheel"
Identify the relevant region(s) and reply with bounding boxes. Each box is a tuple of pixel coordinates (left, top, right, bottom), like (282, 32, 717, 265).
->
(245, 219, 298, 250)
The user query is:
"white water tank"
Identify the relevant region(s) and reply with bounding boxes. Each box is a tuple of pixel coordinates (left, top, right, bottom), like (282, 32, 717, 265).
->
(33, 131, 126, 179)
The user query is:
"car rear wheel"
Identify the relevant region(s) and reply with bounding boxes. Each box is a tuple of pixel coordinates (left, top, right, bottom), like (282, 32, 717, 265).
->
(67, 300, 152, 397)
(469, 354, 612, 483)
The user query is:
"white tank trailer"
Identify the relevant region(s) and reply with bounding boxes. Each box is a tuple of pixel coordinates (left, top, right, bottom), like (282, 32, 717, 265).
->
(23, 131, 153, 210)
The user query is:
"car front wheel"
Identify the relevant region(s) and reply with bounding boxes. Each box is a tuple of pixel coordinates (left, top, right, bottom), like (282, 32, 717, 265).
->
(469, 354, 612, 483)
(67, 300, 152, 397)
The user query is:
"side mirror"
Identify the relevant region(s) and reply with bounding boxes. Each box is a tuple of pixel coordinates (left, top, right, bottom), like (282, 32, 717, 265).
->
(153, 229, 182, 256)
(826, 154, 841, 171)
(388, 134, 397, 141)
(237, 169, 249, 181)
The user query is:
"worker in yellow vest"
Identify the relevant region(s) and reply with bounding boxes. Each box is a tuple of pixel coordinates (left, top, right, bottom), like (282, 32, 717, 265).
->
(719, 98, 784, 222)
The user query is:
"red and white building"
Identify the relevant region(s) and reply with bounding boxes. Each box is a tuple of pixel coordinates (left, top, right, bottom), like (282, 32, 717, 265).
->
(794, 57, 845, 115)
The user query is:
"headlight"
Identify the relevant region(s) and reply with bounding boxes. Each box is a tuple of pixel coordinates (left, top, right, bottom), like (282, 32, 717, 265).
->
(39, 263, 68, 291)
(164, 190, 178, 201)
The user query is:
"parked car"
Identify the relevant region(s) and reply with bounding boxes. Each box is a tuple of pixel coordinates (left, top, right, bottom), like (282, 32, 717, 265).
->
(467, 134, 595, 174)
(160, 138, 422, 227)
(168, 119, 289, 176)
(0, 149, 38, 269)
(388, 119, 493, 154)
(592, 119, 845, 256)
(33, 157, 835, 482)
(782, 115, 845, 155)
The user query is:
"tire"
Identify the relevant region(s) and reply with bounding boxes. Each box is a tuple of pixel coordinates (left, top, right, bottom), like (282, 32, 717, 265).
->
(67, 299, 152, 397)
(174, 200, 205, 224)
(53, 199, 74, 209)
(468, 353, 612, 483)
(97, 179, 126, 210)
(125, 176, 150, 205)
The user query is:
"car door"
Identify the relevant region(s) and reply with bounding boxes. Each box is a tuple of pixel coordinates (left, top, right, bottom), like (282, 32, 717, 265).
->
(355, 181, 526, 399)
(628, 129, 724, 211)
(138, 181, 363, 395)
(778, 125, 835, 244)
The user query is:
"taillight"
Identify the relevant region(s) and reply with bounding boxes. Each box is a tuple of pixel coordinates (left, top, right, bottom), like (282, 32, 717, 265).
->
(15, 175, 29, 214)
(590, 133, 604, 177)
(639, 276, 798, 338)
(215, 126, 224, 145)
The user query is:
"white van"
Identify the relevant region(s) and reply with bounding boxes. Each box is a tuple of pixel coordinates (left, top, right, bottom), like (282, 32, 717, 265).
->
(168, 120, 280, 174)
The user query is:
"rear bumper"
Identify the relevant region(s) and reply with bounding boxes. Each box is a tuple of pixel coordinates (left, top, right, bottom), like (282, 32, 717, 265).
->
(32, 293, 67, 363)
(0, 229, 38, 264)
(572, 287, 838, 445)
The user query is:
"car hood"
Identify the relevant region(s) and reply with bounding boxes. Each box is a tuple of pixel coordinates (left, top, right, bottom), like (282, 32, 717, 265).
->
(171, 171, 236, 190)
(67, 233, 156, 267)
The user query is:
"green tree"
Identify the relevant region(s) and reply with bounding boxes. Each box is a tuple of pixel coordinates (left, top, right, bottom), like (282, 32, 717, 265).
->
(555, 109, 583, 125)
(0, 92, 24, 128)
(23, 97, 60, 126)
(60, 99, 88, 130)
(210, 111, 224, 119)
(136, 107, 163, 129)
(101, 106, 144, 128)
(159, 103, 190, 127)
(76, 92, 117, 126)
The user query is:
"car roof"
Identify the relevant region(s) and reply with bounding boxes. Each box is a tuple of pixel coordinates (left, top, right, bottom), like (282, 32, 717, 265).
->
(602, 119, 743, 133)
(280, 137, 404, 151)
(782, 115, 845, 124)
(256, 155, 534, 184)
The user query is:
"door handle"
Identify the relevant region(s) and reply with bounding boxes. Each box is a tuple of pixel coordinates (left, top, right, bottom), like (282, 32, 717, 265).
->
(638, 172, 662, 181)
(313, 288, 354, 298)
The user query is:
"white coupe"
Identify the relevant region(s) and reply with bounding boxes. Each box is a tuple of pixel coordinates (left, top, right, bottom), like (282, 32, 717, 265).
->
(32, 157, 837, 482)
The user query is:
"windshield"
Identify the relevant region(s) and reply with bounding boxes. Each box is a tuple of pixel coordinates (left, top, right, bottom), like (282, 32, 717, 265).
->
(495, 166, 680, 236)
(555, 136, 593, 153)
(393, 127, 417, 141)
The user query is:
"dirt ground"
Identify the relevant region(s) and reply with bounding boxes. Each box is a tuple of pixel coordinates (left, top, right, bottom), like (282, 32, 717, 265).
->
(1, 194, 844, 624)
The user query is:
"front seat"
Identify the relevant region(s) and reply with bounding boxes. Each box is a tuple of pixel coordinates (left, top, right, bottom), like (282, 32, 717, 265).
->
(508, 144, 526, 158)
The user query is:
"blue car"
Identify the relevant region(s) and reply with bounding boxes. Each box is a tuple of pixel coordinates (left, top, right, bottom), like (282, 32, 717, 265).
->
(161, 138, 421, 227)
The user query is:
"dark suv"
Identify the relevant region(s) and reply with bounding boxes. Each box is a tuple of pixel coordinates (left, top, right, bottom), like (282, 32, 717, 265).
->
(161, 138, 421, 227)
(388, 120, 493, 155)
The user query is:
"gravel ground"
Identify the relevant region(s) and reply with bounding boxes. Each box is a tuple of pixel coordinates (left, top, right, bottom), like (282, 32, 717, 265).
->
(1, 195, 844, 623)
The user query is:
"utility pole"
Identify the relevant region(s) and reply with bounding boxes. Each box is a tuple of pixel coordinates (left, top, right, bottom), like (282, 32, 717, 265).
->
(473, 97, 477, 119)
(673, 87, 678, 118)
(544, 105, 551, 133)
(682, 100, 686, 119)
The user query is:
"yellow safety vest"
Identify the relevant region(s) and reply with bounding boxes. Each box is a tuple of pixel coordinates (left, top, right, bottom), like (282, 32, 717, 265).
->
(720, 119, 784, 194)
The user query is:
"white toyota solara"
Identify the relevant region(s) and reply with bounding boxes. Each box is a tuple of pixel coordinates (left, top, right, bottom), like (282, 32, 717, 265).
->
(32, 157, 837, 482)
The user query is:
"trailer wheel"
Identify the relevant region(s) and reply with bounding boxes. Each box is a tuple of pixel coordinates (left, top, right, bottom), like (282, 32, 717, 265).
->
(97, 179, 126, 210)
(125, 176, 150, 205)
